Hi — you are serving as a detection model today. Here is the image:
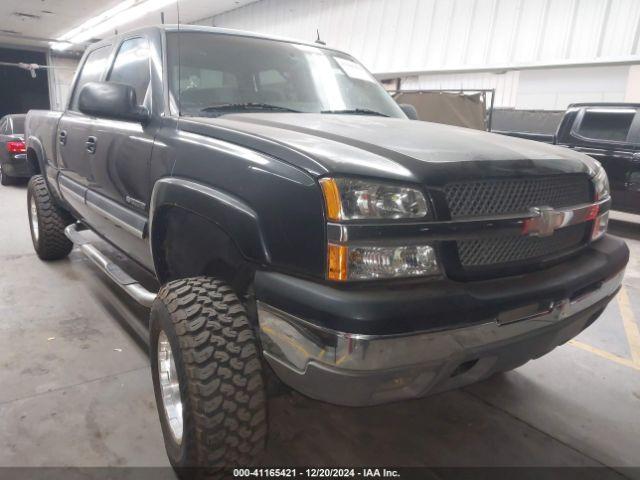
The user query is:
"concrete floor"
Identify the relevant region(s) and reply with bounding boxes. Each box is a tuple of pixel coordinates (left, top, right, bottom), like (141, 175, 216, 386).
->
(1, 181, 639, 477)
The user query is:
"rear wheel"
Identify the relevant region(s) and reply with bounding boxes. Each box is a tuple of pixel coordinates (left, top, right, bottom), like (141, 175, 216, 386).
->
(27, 175, 74, 260)
(150, 277, 267, 476)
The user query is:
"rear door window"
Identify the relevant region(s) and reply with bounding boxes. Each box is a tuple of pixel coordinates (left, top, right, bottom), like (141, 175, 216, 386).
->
(107, 37, 151, 107)
(575, 109, 636, 143)
(70, 46, 112, 111)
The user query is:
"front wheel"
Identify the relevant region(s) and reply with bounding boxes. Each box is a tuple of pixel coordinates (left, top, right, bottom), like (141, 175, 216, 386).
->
(27, 175, 74, 260)
(150, 277, 267, 476)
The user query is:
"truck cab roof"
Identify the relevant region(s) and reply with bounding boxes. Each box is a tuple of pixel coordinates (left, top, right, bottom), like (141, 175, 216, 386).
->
(91, 24, 348, 57)
(568, 102, 640, 109)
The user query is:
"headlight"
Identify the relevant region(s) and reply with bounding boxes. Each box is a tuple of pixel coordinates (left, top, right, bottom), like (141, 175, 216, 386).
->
(591, 211, 609, 241)
(590, 162, 610, 241)
(320, 177, 428, 220)
(592, 162, 610, 201)
(328, 243, 439, 281)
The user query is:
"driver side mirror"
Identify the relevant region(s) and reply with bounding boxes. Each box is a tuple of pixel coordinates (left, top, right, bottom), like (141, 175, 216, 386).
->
(398, 103, 419, 120)
(78, 81, 149, 124)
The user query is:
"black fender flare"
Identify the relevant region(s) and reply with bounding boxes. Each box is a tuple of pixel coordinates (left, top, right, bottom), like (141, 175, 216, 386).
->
(26, 135, 46, 174)
(149, 177, 270, 274)
(25, 136, 65, 203)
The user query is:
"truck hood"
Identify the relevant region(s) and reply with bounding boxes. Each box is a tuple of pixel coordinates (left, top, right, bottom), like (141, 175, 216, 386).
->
(180, 113, 598, 184)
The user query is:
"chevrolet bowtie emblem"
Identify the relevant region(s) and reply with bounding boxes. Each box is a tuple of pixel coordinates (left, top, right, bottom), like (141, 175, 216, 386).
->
(522, 203, 601, 237)
(524, 206, 561, 237)
(522, 203, 600, 237)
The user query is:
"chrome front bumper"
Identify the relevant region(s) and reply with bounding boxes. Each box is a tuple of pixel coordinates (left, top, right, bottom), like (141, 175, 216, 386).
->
(257, 269, 624, 406)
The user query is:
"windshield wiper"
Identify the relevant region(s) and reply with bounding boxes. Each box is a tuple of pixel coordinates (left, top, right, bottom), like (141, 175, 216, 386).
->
(321, 108, 389, 117)
(200, 102, 301, 113)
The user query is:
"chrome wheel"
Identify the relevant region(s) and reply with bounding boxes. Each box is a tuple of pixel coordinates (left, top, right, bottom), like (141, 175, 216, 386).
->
(158, 330, 183, 444)
(30, 196, 39, 244)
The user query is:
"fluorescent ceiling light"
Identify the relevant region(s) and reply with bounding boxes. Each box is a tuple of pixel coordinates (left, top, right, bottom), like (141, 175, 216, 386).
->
(51, 0, 176, 51)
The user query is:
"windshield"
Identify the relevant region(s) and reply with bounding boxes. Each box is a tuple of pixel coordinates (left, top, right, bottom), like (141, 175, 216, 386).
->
(167, 32, 405, 119)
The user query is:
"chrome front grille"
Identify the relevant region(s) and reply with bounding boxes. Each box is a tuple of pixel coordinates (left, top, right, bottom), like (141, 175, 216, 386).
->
(443, 174, 593, 273)
(456, 223, 589, 267)
(444, 174, 592, 220)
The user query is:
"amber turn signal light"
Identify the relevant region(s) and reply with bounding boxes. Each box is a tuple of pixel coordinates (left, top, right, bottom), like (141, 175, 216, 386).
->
(327, 243, 348, 281)
(319, 178, 342, 221)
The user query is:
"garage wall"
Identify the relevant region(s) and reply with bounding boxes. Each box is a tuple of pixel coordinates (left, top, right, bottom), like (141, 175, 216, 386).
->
(625, 65, 640, 102)
(205, 0, 640, 74)
(515, 65, 628, 109)
(401, 65, 629, 109)
(203, 0, 640, 110)
(47, 54, 80, 111)
(401, 71, 520, 108)
(0, 47, 50, 118)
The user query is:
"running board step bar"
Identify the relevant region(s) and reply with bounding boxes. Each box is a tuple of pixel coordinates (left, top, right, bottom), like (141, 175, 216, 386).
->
(64, 223, 157, 307)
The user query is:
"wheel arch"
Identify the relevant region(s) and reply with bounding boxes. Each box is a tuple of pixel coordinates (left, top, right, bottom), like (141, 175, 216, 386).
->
(25, 138, 44, 175)
(149, 178, 270, 293)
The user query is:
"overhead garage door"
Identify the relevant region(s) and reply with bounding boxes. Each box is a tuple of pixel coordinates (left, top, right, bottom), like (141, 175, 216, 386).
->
(0, 47, 50, 118)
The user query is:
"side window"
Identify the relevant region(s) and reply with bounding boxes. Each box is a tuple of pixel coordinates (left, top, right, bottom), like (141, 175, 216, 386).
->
(70, 46, 112, 111)
(108, 37, 151, 106)
(0, 118, 7, 135)
(576, 109, 635, 143)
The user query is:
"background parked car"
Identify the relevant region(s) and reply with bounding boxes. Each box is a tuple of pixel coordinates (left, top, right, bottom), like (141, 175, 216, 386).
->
(0, 113, 32, 185)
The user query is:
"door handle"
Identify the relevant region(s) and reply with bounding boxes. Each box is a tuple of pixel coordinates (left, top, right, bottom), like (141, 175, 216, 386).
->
(59, 130, 67, 146)
(85, 136, 97, 154)
(632, 152, 640, 162)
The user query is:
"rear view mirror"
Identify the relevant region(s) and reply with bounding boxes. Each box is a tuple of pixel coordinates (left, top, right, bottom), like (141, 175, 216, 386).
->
(398, 103, 419, 120)
(78, 81, 149, 124)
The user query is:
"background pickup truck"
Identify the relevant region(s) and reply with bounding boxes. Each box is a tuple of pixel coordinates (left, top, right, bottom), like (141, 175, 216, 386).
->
(496, 103, 640, 215)
(25, 25, 628, 473)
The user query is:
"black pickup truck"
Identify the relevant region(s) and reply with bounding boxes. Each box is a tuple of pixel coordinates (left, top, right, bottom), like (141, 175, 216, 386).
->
(556, 104, 640, 215)
(25, 26, 628, 472)
(497, 103, 640, 215)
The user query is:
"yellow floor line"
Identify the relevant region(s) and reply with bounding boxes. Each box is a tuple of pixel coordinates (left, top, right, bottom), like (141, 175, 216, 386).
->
(617, 286, 640, 366)
(568, 340, 640, 372)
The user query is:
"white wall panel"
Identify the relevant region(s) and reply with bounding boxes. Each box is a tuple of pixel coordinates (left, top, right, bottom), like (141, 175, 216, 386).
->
(203, 0, 640, 75)
(510, 0, 544, 63)
(400, 70, 520, 108)
(602, 0, 640, 56)
(625, 65, 640, 101)
(47, 54, 79, 111)
(402, 65, 628, 110)
(515, 65, 628, 109)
